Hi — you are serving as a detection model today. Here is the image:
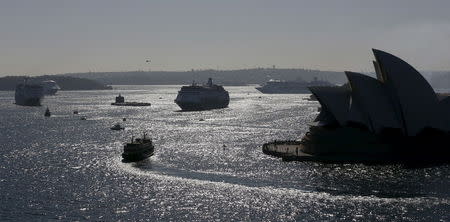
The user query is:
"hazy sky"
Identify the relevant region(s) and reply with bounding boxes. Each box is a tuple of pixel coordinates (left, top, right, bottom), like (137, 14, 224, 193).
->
(1, 0, 450, 76)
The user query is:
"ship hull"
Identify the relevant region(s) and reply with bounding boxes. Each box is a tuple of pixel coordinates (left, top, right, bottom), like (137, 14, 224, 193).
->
(15, 84, 44, 106)
(175, 91, 229, 111)
(255, 87, 311, 94)
(256, 79, 334, 94)
(43, 88, 58, 95)
(122, 143, 154, 162)
(175, 100, 229, 111)
(14, 97, 42, 106)
(122, 150, 154, 162)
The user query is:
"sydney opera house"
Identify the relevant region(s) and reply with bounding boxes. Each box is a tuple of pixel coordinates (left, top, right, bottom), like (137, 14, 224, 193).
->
(263, 49, 450, 164)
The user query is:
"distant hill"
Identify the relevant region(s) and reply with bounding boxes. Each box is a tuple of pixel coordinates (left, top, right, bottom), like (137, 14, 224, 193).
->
(61, 68, 348, 86)
(0, 76, 112, 91)
(3, 68, 447, 90)
(430, 72, 450, 91)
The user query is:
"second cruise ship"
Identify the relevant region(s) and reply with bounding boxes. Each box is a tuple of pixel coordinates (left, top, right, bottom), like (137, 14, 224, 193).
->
(256, 77, 334, 94)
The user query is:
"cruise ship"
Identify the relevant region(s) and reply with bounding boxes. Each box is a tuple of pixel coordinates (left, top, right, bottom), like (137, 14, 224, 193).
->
(256, 77, 334, 94)
(15, 79, 44, 106)
(40, 80, 60, 95)
(175, 78, 230, 111)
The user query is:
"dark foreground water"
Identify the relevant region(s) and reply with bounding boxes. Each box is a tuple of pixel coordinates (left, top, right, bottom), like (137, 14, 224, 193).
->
(0, 85, 448, 221)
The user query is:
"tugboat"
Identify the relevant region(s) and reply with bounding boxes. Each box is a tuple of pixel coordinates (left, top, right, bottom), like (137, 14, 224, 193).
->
(44, 107, 51, 117)
(111, 94, 151, 106)
(174, 78, 229, 111)
(111, 123, 124, 130)
(122, 133, 154, 162)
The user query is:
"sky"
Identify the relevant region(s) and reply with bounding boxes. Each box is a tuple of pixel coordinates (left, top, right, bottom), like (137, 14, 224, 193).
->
(1, 0, 450, 76)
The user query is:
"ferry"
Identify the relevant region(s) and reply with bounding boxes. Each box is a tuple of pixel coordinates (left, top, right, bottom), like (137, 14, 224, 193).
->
(122, 133, 154, 162)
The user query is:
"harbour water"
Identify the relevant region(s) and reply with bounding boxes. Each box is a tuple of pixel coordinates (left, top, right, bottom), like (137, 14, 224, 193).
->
(0, 85, 448, 221)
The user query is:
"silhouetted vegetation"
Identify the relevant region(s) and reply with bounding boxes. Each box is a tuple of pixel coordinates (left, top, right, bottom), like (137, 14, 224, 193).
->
(0, 76, 112, 91)
(61, 68, 347, 85)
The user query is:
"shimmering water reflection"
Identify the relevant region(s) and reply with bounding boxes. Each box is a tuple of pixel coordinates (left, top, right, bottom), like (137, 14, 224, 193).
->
(0, 85, 448, 221)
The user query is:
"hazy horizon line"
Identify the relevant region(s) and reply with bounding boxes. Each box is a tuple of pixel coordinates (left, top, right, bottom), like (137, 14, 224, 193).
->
(2, 67, 450, 77)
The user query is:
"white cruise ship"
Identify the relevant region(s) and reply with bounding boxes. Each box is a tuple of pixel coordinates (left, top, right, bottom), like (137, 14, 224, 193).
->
(40, 80, 60, 95)
(256, 77, 334, 94)
(174, 78, 229, 111)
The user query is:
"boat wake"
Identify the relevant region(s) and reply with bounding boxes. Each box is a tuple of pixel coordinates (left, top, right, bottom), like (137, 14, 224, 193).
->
(111, 157, 448, 205)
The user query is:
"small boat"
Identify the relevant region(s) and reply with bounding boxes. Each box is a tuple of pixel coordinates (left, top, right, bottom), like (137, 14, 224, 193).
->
(122, 133, 154, 162)
(73, 110, 79, 114)
(80, 116, 87, 120)
(111, 123, 124, 130)
(44, 107, 51, 117)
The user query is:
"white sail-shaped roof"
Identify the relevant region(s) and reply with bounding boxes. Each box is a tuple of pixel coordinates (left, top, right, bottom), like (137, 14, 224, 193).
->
(437, 97, 450, 131)
(345, 71, 402, 133)
(439, 96, 450, 108)
(372, 61, 385, 82)
(314, 105, 338, 125)
(309, 86, 350, 126)
(347, 94, 370, 128)
(373, 49, 441, 135)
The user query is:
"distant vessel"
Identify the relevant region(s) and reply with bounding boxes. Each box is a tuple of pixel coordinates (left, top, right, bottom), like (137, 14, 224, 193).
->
(174, 78, 230, 111)
(111, 123, 124, 130)
(256, 77, 334, 94)
(40, 80, 60, 95)
(44, 107, 51, 117)
(15, 79, 44, 106)
(122, 133, 154, 162)
(111, 94, 151, 106)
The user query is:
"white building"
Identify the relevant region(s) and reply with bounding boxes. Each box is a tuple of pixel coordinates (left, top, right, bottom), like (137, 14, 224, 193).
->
(310, 49, 450, 136)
